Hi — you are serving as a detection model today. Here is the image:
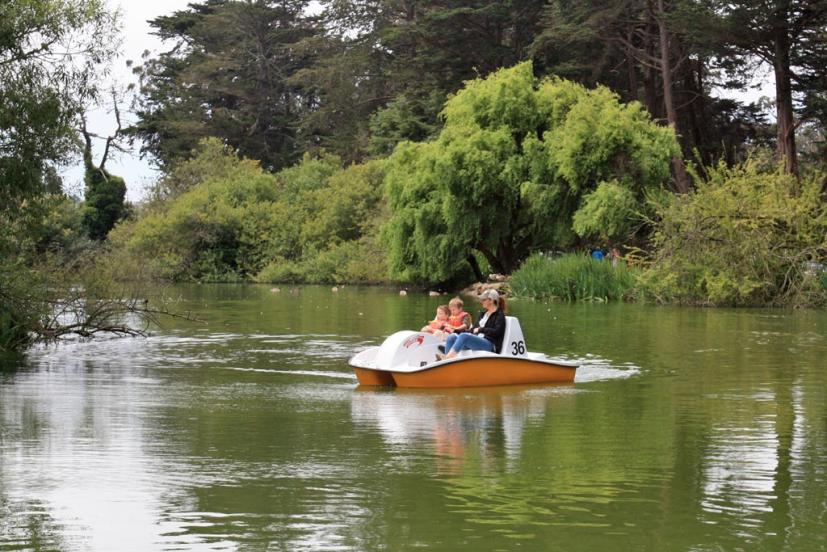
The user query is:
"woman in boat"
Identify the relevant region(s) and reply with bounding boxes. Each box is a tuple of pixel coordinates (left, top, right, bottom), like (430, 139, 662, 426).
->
(437, 289, 506, 360)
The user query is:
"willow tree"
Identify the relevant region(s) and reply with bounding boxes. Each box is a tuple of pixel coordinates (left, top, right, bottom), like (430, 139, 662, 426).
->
(382, 62, 679, 284)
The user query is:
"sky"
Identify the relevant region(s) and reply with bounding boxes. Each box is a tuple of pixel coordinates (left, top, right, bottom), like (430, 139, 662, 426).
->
(64, 0, 774, 203)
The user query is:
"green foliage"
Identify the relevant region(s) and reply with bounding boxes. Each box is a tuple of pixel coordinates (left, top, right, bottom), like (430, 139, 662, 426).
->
(146, 139, 244, 203)
(0, 192, 138, 353)
(256, 238, 386, 285)
(369, 93, 443, 156)
(383, 62, 678, 285)
(510, 253, 639, 302)
(82, 169, 127, 240)
(1, 194, 90, 259)
(126, 0, 827, 178)
(572, 180, 641, 242)
(641, 160, 827, 307)
(113, 138, 388, 283)
(0, 264, 41, 352)
(299, 160, 387, 250)
(0, 0, 117, 209)
(129, 1, 319, 170)
(112, 139, 284, 281)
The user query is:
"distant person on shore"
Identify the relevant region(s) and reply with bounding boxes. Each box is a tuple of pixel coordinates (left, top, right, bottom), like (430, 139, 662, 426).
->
(421, 305, 450, 334)
(610, 247, 621, 268)
(591, 248, 605, 261)
(437, 289, 506, 360)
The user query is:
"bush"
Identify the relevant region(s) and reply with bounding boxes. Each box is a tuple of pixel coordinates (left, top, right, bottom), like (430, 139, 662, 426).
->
(510, 253, 639, 301)
(113, 139, 389, 283)
(640, 160, 827, 307)
(256, 239, 388, 285)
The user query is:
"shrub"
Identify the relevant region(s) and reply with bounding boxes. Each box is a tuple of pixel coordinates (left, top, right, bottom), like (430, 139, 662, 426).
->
(114, 139, 389, 283)
(640, 160, 827, 307)
(256, 239, 388, 285)
(510, 253, 639, 301)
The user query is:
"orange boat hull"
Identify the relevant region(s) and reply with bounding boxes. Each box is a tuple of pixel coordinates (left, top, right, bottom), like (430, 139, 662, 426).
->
(352, 367, 396, 386)
(353, 357, 576, 388)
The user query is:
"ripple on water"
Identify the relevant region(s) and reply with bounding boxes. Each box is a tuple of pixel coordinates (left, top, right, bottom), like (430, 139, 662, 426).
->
(562, 354, 640, 383)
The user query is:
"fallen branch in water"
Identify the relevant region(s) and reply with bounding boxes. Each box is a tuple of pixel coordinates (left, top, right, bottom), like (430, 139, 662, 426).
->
(33, 289, 200, 342)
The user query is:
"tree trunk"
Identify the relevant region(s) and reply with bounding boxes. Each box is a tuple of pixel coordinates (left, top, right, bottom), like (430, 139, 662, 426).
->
(772, 0, 798, 176)
(466, 254, 484, 282)
(681, 58, 704, 160)
(476, 244, 506, 276)
(642, 6, 660, 117)
(626, 27, 639, 102)
(655, 0, 691, 193)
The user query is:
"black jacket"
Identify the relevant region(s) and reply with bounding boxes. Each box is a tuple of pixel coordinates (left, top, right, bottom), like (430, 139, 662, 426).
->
(473, 309, 506, 353)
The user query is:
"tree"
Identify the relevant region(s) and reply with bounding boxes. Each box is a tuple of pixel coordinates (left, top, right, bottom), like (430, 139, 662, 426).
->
(382, 62, 679, 285)
(0, 0, 117, 209)
(529, 0, 801, 173)
(379, 0, 547, 149)
(129, 0, 321, 171)
(533, 0, 698, 192)
(80, 97, 128, 241)
(711, 0, 827, 175)
(0, 2, 180, 353)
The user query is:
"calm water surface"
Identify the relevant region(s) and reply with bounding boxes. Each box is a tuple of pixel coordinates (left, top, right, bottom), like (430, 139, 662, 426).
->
(1, 285, 825, 551)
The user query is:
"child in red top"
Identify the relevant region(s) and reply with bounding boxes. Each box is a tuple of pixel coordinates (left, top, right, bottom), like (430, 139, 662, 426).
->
(421, 305, 450, 334)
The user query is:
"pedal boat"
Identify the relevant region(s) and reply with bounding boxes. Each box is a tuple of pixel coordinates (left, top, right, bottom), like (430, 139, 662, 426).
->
(349, 316, 578, 388)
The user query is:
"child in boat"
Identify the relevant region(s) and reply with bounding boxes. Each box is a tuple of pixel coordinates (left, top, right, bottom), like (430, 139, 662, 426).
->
(444, 297, 472, 334)
(421, 305, 450, 334)
(438, 289, 507, 359)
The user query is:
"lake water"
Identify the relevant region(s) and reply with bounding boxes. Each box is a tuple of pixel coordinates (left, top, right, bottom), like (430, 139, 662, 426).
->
(1, 285, 825, 551)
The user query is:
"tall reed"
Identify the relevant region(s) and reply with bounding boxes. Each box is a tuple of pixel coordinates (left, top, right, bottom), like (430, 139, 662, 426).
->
(510, 253, 638, 302)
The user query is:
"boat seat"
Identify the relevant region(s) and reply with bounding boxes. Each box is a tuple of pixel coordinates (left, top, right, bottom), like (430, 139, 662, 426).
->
(500, 316, 528, 357)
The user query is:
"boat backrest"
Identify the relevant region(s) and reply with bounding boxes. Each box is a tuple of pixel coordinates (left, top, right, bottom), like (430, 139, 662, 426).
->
(501, 316, 527, 357)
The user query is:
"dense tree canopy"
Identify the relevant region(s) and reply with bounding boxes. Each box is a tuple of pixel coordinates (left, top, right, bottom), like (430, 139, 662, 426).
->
(382, 62, 678, 284)
(132, 0, 827, 177)
(699, 0, 827, 174)
(129, 0, 321, 171)
(129, 0, 826, 176)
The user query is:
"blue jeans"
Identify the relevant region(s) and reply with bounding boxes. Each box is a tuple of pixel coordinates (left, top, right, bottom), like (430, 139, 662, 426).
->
(445, 332, 494, 354)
